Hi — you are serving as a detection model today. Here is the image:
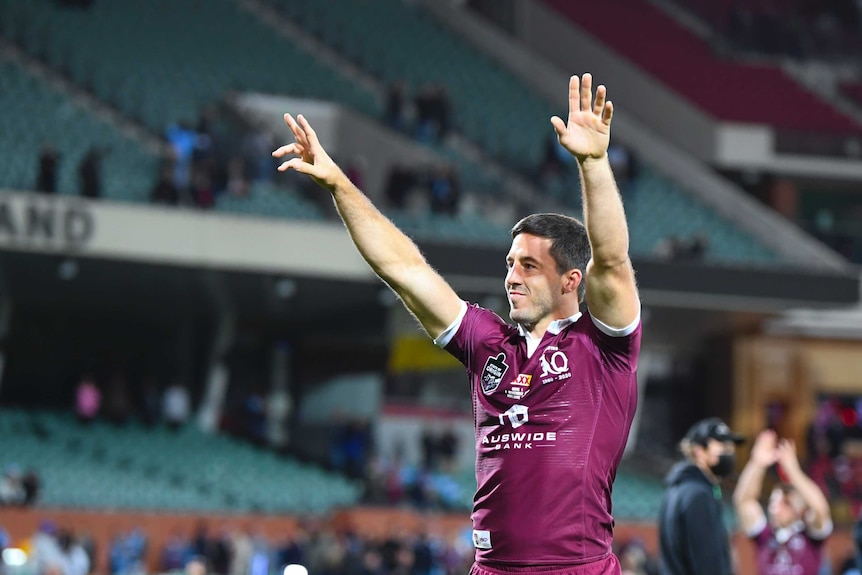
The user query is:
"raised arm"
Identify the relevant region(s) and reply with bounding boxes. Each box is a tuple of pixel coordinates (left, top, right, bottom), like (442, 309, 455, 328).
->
(776, 439, 832, 533)
(733, 429, 776, 534)
(551, 74, 639, 329)
(273, 113, 463, 338)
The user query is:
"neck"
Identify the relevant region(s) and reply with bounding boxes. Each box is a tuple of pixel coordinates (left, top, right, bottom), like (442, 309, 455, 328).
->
(696, 462, 719, 484)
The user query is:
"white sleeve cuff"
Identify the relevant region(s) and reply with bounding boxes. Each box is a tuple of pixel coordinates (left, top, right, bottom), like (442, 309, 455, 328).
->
(591, 312, 640, 337)
(433, 301, 468, 348)
(746, 515, 768, 538)
(807, 519, 833, 541)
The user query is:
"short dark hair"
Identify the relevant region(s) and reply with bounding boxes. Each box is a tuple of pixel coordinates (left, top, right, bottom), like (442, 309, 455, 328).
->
(511, 213, 591, 302)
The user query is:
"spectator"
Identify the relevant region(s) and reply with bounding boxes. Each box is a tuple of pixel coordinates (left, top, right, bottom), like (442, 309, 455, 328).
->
(32, 521, 64, 575)
(160, 529, 190, 573)
(21, 468, 41, 506)
(437, 425, 459, 472)
(151, 163, 180, 206)
(140, 377, 162, 427)
(428, 165, 460, 216)
(36, 145, 59, 194)
(385, 81, 410, 133)
(617, 538, 657, 575)
(163, 380, 191, 431)
(75, 373, 100, 424)
(0, 464, 25, 505)
(57, 529, 91, 575)
(265, 386, 291, 451)
(166, 121, 198, 192)
(658, 418, 744, 575)
(78, 147, 104, 199)
(225, 157, 250, 198)
(104, 372, 132, 426)
(185, 556, 208, 575)
(345, 156, 367, 191)
(191, 166, 216, 209)
(383, 164, 417, 210)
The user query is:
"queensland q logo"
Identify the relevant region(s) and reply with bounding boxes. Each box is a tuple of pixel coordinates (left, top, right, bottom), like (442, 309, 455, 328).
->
(540, 351, 569, 377)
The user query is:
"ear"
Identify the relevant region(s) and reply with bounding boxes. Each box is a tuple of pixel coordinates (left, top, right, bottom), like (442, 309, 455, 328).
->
(561, 268, 582, 294)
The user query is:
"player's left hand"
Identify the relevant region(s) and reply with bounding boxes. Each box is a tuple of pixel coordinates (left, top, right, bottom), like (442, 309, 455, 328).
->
(551, 74, 612, 162)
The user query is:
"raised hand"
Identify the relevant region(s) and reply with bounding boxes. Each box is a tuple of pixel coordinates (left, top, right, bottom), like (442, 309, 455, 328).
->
(776, 438, 801, 474)
(550, 74, 613, 162)
(272, 113, 343, 190)
(750, 429, 779, 468)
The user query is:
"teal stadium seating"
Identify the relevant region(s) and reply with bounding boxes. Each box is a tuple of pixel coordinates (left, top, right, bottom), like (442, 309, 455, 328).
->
(0, 409, 361, 513)
(0, 55, 157, 202)
(262, 0, 781, 263)
(0, 408, 668, 518)
(0, 0, 782, 261)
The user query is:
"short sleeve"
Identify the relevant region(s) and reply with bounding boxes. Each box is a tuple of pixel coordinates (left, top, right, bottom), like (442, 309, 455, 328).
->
(586, 310, 642, 373)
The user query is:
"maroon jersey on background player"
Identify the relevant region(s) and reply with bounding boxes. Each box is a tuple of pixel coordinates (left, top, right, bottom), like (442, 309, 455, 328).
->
(734, 431, 833, 575)
(749, 519, 829, 575)
(437, 303, 640, 565)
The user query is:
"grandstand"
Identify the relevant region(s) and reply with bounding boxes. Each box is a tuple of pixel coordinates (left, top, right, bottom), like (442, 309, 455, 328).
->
(0, 1, 860, 574)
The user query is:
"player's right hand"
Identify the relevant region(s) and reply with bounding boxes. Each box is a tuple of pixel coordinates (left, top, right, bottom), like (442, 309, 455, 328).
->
(272, 113, 345, 191)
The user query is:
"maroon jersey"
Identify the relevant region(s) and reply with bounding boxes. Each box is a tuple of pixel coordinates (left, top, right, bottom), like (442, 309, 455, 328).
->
(438, 303, 641, 566)
(751, 520, 830, 575)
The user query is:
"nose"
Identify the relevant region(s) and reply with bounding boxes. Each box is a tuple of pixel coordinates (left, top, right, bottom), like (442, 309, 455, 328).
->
(505, 265, 521, 288)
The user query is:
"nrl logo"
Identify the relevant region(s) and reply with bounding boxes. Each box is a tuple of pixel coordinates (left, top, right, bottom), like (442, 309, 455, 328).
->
(480, 352, 508, 394)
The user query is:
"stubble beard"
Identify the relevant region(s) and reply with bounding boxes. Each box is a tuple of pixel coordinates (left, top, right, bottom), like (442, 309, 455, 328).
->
(509, 294, 553, 331)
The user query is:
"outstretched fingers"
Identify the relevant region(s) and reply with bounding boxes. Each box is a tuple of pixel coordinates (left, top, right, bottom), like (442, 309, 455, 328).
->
(297, 114, 321, 150)
(567, 75, 579, 120)
(593, 85, 606, 117)
(284, 113, 310, 149)
(602, 100, 614, 126)
(580, 73, 592, 115)
(277, 157, 310, 173)
(271, 143, 303, 159)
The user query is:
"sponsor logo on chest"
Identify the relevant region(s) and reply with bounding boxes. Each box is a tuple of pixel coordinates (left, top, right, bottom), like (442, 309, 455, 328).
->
(505, 373, 531, 400)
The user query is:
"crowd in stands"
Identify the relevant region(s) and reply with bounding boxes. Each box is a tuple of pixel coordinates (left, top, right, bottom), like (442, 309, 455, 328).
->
(384, 82, 451, 145)
(35, 145, 105, 199)
(382, 164, 460, 215)
(653, 235, 709, 263)
(361, 426, 464, 512)
(0, 517, 666, 575)
(151, 112, 277, 209)
(805, 399, 862, 520)
(74, 373, 192, 430)
(680, 0, 862, 61)
(0, 517, 479, 575)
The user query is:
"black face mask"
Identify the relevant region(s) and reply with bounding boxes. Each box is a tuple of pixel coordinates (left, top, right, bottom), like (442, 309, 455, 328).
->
(710, 453, 736, 478)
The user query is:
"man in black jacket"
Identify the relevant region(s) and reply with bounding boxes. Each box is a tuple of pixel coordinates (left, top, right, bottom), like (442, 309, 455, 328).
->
(658, 417, 745, 575)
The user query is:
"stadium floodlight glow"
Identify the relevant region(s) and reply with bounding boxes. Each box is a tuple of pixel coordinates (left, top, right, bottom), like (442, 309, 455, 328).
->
(283, 564, 308, 575)
(2, 548, 27, 567)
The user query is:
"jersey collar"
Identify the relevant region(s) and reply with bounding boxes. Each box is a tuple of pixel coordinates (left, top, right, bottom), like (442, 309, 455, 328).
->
(517, 311, 583, 338)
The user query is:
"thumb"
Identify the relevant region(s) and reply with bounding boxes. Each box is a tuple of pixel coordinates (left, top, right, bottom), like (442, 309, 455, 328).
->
(550, 116, 566, 139)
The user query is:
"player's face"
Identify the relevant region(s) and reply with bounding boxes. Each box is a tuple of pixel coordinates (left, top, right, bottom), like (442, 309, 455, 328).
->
(505, 234, 562, 328)
(768, 488, 803, 528)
